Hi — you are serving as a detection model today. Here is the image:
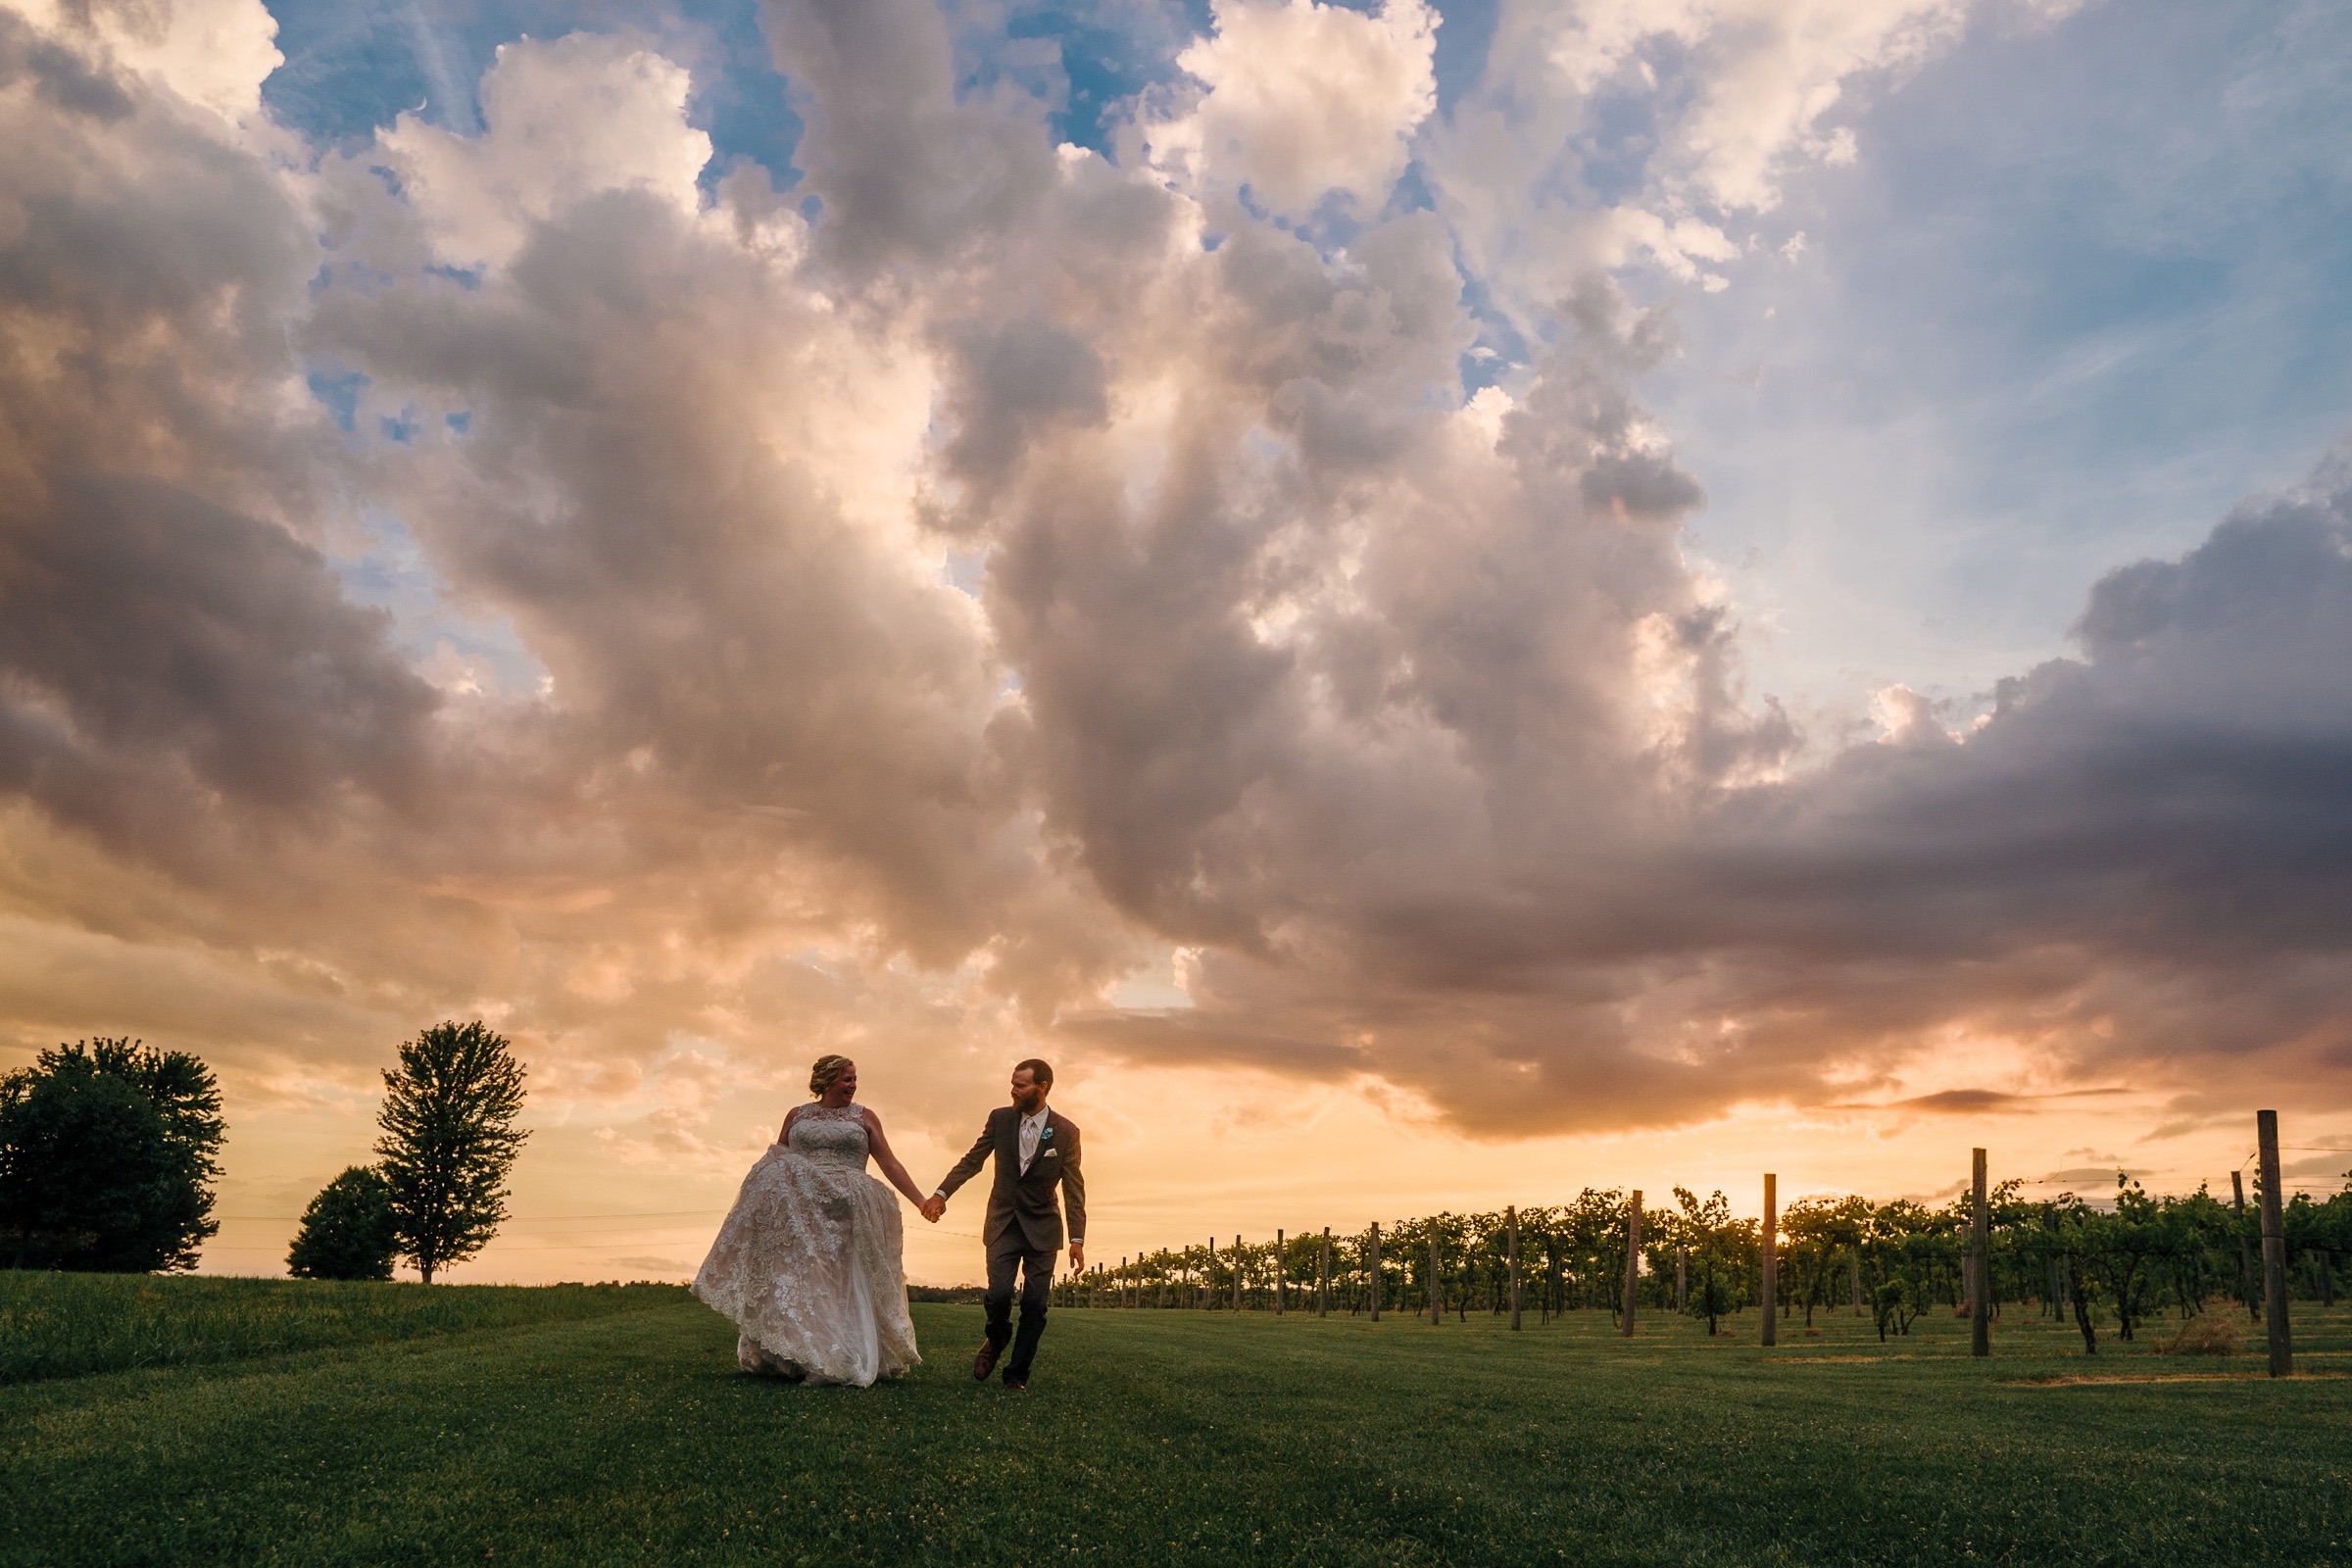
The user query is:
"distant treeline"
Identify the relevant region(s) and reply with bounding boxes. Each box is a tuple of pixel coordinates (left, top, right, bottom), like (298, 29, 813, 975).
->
(1062, 1176, 2352, 1348)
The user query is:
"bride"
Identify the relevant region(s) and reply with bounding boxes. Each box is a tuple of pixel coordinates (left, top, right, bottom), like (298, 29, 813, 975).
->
(692, 1054, 926, 1386)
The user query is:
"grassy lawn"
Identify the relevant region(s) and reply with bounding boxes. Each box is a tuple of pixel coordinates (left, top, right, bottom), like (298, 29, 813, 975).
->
(7, 1279, 2351, 1567)
(0, 1272, 673, 1383)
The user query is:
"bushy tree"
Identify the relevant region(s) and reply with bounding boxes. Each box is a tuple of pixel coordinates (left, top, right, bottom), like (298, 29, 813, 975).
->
(377, 1021, 529, 1284)
(287, 1165, 398, 1281)
(0, 1038, 224, 1271)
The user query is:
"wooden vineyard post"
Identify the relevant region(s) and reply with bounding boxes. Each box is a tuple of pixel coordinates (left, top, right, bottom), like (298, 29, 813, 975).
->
(2259, 1110, 2292, 1378)
(1852, 1254, 1863, 1316)
(2232, 1170, 2258, 1320)
(1234, 1235, 1245, 1313)
(1507, 1205, 1523, 1331)
(1276, 1229, 1286, 1315)
(1370, 1222, 1383, 1321)
(1430, 1227, 1443, 1325)
(1761, 1174, 1778, 1348)
(1208, 1237, 1216, 1310)
(1320, 1227, 1332, 1317)
(1971, 1149, 1990, 1357)
(1676, 1246, 1688, 1313)
(1621, 1190, 1642, 1337)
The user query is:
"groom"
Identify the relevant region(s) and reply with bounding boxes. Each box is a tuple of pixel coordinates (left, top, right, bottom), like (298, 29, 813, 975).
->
(920, 1058, 1085, 1392)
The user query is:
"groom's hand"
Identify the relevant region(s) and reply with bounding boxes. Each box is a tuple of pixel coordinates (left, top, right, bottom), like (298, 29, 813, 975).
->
(1067, 1242, 1084, 1271)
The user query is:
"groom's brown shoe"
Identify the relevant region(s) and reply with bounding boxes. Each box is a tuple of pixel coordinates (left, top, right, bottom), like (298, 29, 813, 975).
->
(972, 1341, 1002, 1381)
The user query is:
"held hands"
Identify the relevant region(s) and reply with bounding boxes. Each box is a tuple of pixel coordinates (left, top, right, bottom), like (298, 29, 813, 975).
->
(918, 1195, 946, 1223)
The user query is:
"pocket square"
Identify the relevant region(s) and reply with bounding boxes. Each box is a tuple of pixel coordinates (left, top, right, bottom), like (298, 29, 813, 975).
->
(1042, 1148, 1059, 1156)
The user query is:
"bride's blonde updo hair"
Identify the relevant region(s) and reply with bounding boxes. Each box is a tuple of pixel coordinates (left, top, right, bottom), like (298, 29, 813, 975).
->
(808, 1054, 855, 1099)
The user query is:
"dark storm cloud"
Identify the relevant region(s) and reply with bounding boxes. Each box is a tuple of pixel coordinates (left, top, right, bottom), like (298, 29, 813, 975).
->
(1694, 472, 2352, 974)
(1100, 462, 2352, 1126)
(0, 15, 435, 879)
(0, 474, 437, 830)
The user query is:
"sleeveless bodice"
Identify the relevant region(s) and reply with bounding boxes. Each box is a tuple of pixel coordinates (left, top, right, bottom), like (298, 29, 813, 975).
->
(787, 1103, 870, 1172)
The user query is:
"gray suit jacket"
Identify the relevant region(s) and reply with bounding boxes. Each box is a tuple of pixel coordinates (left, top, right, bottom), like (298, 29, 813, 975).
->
(937, 1105, 1085, 1254)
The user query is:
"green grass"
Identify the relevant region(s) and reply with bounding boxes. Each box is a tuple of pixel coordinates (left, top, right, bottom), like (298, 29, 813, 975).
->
(0, 1271, 674, 1384)
(7, 1278, 2352, 1567)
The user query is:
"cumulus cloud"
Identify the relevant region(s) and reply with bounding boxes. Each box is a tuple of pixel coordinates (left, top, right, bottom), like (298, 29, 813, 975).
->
(1, 0, 2348, 1169)
(15, 0, 280, 121)
(1145, 0, 1438, 217)
(377, 34, 712, 270)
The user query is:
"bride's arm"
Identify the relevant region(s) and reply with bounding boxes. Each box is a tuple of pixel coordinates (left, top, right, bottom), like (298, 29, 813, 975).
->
(861, 1110, 931, 1208)
(777, 1103, 803, 1145)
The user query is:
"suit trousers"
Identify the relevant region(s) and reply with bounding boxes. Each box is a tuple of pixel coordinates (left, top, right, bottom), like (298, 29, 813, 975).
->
(983, 1228, 1055, 1379)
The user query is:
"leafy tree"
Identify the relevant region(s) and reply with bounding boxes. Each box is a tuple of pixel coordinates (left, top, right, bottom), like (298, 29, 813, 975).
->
(2082, 1176, 2165, 1341)
(287, 1165, 398, 1281)
(1783, 1195, 1870, 1326)
(1665, 1186, 1755, 1331)
(0, 1038, 223, 1272)
(1874, 1278, 1925, 1341)
(376, 1021, 529, 1284)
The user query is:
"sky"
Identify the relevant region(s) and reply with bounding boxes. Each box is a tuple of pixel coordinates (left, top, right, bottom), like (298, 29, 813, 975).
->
(2, 0, 2350, 1288)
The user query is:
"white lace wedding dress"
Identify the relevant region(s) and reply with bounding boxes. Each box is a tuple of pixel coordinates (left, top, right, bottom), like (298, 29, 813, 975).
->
(692, 1103, 921, 1386)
